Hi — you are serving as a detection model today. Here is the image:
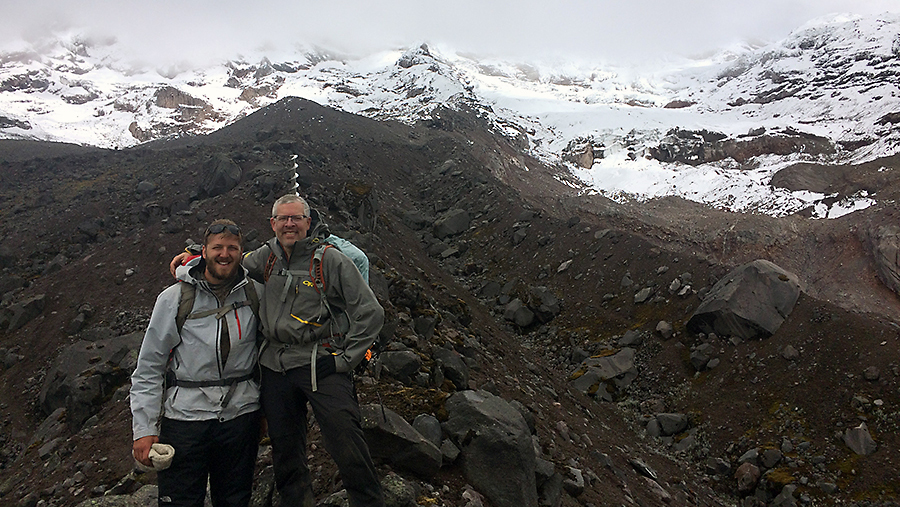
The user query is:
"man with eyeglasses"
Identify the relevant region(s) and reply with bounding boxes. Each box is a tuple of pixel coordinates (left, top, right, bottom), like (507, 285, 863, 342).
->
(131, 219, 263, 507)
(241, 193, 385, 507)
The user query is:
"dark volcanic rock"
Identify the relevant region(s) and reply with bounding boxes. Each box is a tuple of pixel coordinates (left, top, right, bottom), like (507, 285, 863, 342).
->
(687, 260, 801, 340)
(442, 390, 538, 507)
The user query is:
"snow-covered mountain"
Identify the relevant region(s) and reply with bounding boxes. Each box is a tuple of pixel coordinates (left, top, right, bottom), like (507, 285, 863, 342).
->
(2, 13, 900, 218)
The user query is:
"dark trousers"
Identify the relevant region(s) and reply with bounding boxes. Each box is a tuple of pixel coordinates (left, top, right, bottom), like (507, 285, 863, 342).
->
(157, 411, 260, 507)
(261, 366, 383, 507)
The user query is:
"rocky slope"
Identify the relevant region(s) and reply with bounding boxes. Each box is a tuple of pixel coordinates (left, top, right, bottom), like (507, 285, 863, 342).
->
(0, 96, 898, 507)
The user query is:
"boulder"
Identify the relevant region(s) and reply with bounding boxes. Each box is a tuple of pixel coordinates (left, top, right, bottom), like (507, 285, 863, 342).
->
(528, 286, 561, 323)
(412, 414, 443, 447)
(869, 225, 900, 296)
(201, 154, 242, 197)
(38, 331, 143, 428)
(432, 209, 470, 239)
(5, 294, 46, 331)
(433, 347, 469, 391)
(843, 422, 877, 455)
(0, 246, 17, 269)
(569, 348, 637, 401)
(687, 260, 801, 340)
(655, 413, 689, 436)
(442, 390, 538, 507)
(503, 298, 535, 328)
(381, 472, 418, 507)
(360, 404, 442, 478)
(735, 462, 761, 493)
(378, 350, 422, 384)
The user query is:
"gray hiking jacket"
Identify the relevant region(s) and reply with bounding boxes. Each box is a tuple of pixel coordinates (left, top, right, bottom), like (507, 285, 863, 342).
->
(130, 264, 262, 441)
(242, 221, 383, 383)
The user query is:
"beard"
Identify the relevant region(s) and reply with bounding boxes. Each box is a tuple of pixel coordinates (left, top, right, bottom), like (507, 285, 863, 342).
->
(204, 256, 239, 283)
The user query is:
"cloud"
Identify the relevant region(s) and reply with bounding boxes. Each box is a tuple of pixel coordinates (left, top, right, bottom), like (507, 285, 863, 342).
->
(1, 0, 896, 66)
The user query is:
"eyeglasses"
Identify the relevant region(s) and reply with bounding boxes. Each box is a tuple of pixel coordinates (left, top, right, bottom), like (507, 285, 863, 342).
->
(205, 223, 241, 236)
(272, 215, 308, 223)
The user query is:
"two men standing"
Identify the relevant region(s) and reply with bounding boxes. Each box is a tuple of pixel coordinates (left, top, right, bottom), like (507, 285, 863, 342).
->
(131, 195, 385, 507)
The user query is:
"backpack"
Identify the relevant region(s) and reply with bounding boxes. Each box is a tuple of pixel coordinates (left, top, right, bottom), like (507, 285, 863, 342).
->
(264, 242, 374, 374)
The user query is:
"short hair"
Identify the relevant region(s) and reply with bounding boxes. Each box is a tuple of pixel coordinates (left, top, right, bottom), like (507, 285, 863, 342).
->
(272, 194, 310, 217)
(203, 218, 243, 246)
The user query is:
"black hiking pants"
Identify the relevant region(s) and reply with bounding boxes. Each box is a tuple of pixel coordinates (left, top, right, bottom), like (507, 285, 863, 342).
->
(157, 411, 261, 507)
(261, 365, 383, 507)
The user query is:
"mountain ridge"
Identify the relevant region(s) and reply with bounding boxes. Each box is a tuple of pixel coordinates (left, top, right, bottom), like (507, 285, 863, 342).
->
(3, 13, 900, 218)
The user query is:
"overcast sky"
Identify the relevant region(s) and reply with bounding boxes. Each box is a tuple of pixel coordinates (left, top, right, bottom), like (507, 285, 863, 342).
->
(1, 0, 897, 66)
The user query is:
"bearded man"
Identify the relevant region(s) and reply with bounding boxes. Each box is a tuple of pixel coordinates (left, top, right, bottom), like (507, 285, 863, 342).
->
(131, 219, 263, 507)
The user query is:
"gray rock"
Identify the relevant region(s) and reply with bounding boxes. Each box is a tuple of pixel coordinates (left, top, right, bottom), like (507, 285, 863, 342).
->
(529, 286, 560, 323)
(73, 484, 157, 506)
(817, 481, 838, 494)
(201, 154, 242, 197)
(135, 181, 157, 194)
(562, 468, 584, 497)
(381, 472, 417, 507)
(646, 418, 661, 438)
(433, 348, 469, 391)
(412, 413, 443, 447)
(377, 351, 422, 385)
(705, 457, 732, 476)
(569, 348, 637, 401)
(618, 330, 643, 347)
(39, 331, 143, 428)
(634, 287, 653, 304)
(5, 294, 46, 331)
(690, 343, 712, 371)
(738, 448, 759, 466)
(656, 320, 674, 340)
(655, 413, 689, 436)
(440, 438, 460, 463)
(28, 407, 68, 449)
(772, 484, 798, 507)
(535, 461, 562, 506)
(442, 390, 538, 507)
(843, 422, 877, 455)
(781, 345, 800, 361)
(761, 448, 783, 468)
(503, 298, 535, 328)
(360, 403, 442, 478)
(433, 209, 470, 239)
(863, 366, 880, 381)
(735, 462, 761, 493)
(402, 210, 430, 230)
(687, 260, 801, 340)
(673, 432, 696, 452)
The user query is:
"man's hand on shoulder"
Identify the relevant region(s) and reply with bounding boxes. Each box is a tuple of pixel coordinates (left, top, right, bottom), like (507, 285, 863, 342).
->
(133, 435, 159, 467)
(169, 252, 192, 277)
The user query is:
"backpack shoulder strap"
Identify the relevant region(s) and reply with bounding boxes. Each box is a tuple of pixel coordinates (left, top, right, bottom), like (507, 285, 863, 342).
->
(175, 281, 196, 335)
(243, 278, 260, 319)
(263, 247, 278, 283)
(309, 243, 334, 294)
